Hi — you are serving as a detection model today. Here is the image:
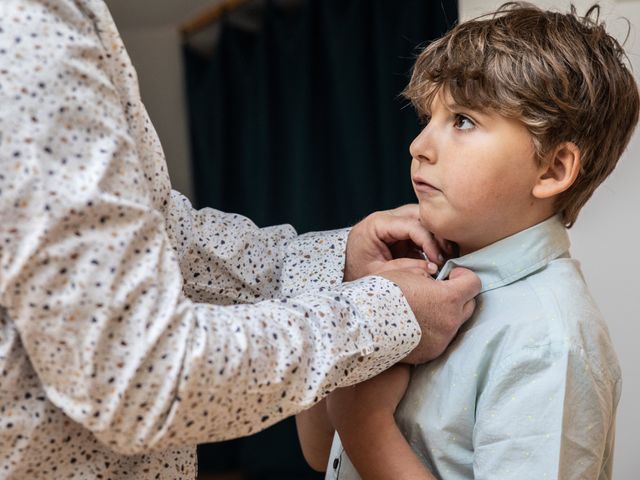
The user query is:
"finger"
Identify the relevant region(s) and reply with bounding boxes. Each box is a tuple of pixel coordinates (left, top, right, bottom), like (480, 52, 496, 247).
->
(391, 267, 432, 278)
(434, 235, 456, 257)
(416, 235, 445, 267)
(389, 208, 446, 263)
(388, 206, 450, 263)
(375, 258, 437, 275)
(390, 267, 433, 278)
(447, 267, 482, 300)
(390, 204, 420, 219)
(375, 217, 444, 266)
(390, 241, 436, 265)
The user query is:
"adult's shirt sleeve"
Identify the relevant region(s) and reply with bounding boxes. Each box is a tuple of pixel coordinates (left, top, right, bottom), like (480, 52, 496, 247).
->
(164, 189, 352, 305)
(473, 341, 619, 479)
(0, 0, 420, 455)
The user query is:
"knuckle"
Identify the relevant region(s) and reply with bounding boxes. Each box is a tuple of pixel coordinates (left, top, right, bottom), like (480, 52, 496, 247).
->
(364, 210, 381, 223)
(442, 297, 463, 333)
(441, 285, 459, 308)
(363, 212, 377, 226)
(432, 343, 447, 360)
(445, 315, 462, 337)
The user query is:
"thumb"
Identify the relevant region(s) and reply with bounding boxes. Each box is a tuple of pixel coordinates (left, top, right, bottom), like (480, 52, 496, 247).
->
(446, 267, 482, 301)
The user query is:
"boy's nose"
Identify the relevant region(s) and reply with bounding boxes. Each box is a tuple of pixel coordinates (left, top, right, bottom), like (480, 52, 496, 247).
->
(409, 127, 437, 164)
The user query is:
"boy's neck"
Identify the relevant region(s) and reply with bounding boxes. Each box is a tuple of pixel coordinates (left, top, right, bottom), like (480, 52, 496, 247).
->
(455, 210, 558, 257)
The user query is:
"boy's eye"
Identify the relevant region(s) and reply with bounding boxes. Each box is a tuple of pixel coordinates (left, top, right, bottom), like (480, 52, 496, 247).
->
(454, 114, 475, 130)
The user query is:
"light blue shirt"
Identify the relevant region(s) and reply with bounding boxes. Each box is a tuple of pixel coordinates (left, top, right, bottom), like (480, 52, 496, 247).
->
(326, 216, 621, 479)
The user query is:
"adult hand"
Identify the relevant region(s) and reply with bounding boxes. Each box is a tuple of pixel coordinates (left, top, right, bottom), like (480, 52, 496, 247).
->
(379, 267, 481, 364)
(344, 205, 452, 282)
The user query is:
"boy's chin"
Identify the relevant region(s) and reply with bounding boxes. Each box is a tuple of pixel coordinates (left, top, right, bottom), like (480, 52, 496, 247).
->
(418, 210, 453, 238)
(418, 213, 463, 255)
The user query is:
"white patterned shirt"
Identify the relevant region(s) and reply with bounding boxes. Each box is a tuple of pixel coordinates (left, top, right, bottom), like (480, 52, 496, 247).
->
(0, 1, 420, 478)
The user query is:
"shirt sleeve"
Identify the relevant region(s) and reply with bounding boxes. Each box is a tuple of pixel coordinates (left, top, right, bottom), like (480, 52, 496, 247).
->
(473, 341, 620, 480)
(0, 0, 420, 455)
(164, 189, 351, 305)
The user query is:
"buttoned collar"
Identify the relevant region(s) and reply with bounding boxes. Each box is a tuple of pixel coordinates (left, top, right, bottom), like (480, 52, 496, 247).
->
(436, 215, 570, 294)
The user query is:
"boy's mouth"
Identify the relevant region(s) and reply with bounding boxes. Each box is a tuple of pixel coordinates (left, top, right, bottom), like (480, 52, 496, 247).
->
(412, 176, 441, 193)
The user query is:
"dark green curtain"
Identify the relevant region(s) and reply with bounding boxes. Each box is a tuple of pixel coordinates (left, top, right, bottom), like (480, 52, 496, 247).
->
(184, 0, 457, 477)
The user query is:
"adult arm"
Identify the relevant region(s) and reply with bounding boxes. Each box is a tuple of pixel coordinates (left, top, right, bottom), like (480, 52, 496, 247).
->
(165, 194, 444, 306)
(0, 0, 420, 454)
(165, 190, 352, 305)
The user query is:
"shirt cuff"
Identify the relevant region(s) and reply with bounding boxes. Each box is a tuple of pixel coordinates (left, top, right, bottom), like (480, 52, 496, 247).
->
(332, 275, 421, 384)
(280, 228, 350, 296)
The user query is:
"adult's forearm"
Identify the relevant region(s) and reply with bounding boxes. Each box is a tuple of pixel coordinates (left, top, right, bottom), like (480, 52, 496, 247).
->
(166, 190, 351, 305)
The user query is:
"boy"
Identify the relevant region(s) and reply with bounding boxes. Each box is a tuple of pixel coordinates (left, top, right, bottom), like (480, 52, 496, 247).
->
(296, 2, 638, 479)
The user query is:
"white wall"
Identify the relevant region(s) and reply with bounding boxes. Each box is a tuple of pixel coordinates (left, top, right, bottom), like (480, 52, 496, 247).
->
(459, 1, 640, 477)
(118, 26, 194, 201)
(104, 0, 224, 202)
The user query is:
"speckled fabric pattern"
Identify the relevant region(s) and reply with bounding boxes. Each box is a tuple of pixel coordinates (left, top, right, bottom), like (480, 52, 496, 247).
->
(0, 1, 420, 478)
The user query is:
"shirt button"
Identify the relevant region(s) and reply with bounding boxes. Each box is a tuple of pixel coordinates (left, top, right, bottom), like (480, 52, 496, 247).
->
(333, 457, 339, 469)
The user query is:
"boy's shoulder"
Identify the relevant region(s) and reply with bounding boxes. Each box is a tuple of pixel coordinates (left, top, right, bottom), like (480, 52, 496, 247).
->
(437, 216, 620, 382)
(472, 255, 620, 383)
(491, 253, 596, 327)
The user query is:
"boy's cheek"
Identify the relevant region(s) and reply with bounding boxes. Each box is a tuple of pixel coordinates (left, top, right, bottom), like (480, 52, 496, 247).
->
(417, 202, 441, 232)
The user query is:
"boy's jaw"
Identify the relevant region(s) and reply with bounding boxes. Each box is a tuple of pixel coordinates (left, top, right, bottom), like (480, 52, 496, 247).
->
(416, 197, 557, 258)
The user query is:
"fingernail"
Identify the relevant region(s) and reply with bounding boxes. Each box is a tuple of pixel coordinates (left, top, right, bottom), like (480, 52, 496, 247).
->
(428, 262, 438, 273)
(438, 253, 444, 262)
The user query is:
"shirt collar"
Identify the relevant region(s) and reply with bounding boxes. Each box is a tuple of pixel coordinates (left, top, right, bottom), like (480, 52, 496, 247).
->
(436, 215, 570, 293)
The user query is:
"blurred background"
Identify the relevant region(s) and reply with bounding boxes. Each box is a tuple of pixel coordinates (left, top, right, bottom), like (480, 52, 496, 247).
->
(104, 0, 640, 478)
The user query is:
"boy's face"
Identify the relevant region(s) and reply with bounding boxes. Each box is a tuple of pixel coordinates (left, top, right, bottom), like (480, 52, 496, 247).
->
(410, 89, 550, 255)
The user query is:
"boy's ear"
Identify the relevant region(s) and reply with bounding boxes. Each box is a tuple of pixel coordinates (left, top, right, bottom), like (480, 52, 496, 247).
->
(532, 142, 581, 199)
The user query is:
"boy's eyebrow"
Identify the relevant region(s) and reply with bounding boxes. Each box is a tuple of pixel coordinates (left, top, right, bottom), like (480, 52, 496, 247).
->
(444, 100, 489, 117)
(443, 100, 459, 110)
(444, 99, 473, 112)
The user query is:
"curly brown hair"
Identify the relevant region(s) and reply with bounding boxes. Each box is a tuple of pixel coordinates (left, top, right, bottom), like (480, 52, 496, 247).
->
(403, 2, 639, 227)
